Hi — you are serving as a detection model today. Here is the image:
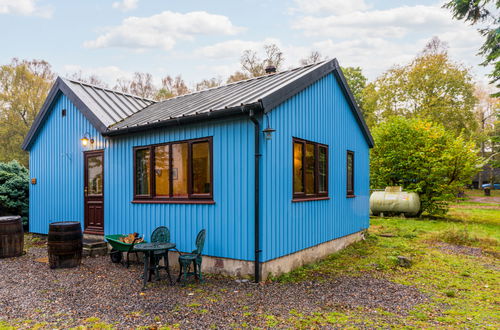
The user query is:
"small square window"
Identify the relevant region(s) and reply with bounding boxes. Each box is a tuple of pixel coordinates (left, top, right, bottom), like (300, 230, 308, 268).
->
(62, 109, 66, 117)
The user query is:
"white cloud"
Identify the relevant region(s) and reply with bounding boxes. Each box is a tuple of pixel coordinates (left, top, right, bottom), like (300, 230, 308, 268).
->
(195, 63, 241, 79)
(112, 0, 138, 12)
(312, 38, 422, 79)
(291, 0, 370, 15)
(84, 11, 243, 51)
(195, 38, 280, 59)
(288, 1, 487, 81)
(293, 5, 456, 39)
(0, 0, 52, 18)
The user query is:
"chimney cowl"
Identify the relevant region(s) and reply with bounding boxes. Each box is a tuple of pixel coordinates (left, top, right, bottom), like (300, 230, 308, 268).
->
(265, 65, 277, 74)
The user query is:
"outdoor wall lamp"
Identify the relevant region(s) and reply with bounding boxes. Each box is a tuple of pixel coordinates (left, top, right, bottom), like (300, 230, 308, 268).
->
(81, 132, 94, 147)
(262, 114, 276, 140)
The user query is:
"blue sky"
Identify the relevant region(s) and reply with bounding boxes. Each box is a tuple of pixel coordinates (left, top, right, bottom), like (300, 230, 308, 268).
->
(0, 0, 491, 88)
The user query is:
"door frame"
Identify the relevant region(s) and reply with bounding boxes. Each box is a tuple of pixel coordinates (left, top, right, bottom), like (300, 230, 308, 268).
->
(84, 149, 104, 235)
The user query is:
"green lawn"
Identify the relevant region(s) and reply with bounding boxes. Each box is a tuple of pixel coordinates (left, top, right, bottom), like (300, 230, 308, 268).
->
(275, 202, 499, 328)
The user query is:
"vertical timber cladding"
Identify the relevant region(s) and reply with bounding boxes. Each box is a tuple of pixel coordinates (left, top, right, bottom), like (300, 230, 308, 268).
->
(105, 116, 256, 261)
(260, 72, 370, 262)
(29, 94, 107, 234)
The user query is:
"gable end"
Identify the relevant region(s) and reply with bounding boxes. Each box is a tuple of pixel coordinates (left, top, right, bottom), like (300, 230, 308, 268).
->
(260, 59, 373, 148)
(21, 77, 108, 150)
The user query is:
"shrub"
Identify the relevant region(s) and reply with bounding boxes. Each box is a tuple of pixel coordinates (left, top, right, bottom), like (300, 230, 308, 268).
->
(371, 117, 481, 215)
(0, 160, 29, 225)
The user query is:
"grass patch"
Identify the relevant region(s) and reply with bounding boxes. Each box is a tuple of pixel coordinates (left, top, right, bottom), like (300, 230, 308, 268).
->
(447, 207, 500, 227)
(273, 204, 500, 327)
(429, 226, 498, 250)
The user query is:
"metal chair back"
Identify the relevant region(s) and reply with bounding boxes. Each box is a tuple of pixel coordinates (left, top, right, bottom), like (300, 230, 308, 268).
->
(151, 226, 170, 244)
(194, 229, 206, 255)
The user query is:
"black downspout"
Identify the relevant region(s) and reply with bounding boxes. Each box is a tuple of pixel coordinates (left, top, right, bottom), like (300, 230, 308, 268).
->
(249, 109, 261, 283)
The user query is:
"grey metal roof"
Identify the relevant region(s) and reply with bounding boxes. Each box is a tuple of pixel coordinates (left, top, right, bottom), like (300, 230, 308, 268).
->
(23, 58, 374, 149)
(22, 77, 155, 150)
(110, 60, 336, 130)
(62, 78, 155, 128)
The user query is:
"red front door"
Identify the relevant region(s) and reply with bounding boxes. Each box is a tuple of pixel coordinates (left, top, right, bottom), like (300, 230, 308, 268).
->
(84, 150, 104, 235)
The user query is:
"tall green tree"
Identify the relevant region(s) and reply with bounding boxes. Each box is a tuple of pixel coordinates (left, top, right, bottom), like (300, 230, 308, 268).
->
(444, 0, 499, 96)
(371, 117, 481, 216)
(0, 59, 54, 166)
(341, 66, 367, 110)
(362, 38, 478, 136)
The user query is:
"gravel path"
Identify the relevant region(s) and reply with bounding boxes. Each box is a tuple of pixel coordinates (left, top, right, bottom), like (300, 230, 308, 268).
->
(467, 196, 500, 204)
(437, 243, 484, 257)
(0, 244, 427, 328)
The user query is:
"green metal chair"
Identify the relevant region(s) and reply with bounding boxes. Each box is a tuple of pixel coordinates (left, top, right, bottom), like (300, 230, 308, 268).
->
(178, 229, 206, 284)
(150, 226, 172, 282)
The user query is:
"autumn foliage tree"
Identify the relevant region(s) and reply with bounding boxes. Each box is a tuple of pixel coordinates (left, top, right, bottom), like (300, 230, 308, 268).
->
(371, 117, 481, 215)
(195, 77, 222, 91)
(299, 50, 325, 65)
(0, 59, 55, 166)
(362, 38, 478, 136)
(227, 43, 284, 83)
(156, 75, 191, 100)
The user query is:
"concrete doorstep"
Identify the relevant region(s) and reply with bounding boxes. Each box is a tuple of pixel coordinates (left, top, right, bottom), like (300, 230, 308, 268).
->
(82, 239, 108, 257)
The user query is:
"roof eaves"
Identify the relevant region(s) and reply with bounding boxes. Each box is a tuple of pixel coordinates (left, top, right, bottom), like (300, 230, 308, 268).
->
(259, 60, 336, 111)
(59, 80, 109, 133)
(104, 102, 263, 136)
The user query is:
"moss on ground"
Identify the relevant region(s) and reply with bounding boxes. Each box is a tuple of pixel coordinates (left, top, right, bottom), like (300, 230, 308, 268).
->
(1, 193, 498, 328)
(275, 204, 499, 328)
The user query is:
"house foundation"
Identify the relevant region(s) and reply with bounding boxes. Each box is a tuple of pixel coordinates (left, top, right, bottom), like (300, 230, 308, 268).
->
(155, 231, 364, 281)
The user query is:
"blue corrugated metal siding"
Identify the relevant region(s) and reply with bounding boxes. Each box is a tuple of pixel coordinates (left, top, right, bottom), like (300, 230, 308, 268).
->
(260, 72, 370, 262)
(29, 72, 370, 264)
(29, 93, 107, 234)
(105, 117, 255, 261)
(30, 93, 256, 260)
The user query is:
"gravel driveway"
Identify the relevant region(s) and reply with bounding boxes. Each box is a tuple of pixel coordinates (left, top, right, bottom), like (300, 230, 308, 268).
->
(0, 242, 427, 328)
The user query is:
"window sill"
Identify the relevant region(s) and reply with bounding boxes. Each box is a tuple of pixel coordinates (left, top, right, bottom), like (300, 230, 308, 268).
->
(346, 195, 356, 198)
(132, 200, 215, 205)
(292, 196, 330, 203)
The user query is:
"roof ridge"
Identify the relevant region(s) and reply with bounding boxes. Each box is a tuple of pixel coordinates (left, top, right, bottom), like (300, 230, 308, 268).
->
(154, 60, 330, 104)
(62, 77, 157, 103)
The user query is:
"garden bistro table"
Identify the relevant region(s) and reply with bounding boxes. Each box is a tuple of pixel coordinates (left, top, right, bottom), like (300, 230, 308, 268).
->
(133, 242, 176, 289)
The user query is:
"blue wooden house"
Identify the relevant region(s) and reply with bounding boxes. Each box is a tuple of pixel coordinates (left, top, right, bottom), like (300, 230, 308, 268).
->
(22, 59, 373, 280)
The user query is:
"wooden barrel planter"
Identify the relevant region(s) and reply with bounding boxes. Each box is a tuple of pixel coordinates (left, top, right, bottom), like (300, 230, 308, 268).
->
(0, 216, 24, 258)
(48, 221, 82, 269)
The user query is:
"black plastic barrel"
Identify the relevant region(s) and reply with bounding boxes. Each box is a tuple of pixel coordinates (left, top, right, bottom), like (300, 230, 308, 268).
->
(0, 216, 24, 258)
(48, 221, 82, 269)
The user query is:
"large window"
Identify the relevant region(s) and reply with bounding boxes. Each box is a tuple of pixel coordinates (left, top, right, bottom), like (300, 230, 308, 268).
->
(293, 138, 328, 200)
(346, 150, 354, 197)
(134, 137, 213, 202)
